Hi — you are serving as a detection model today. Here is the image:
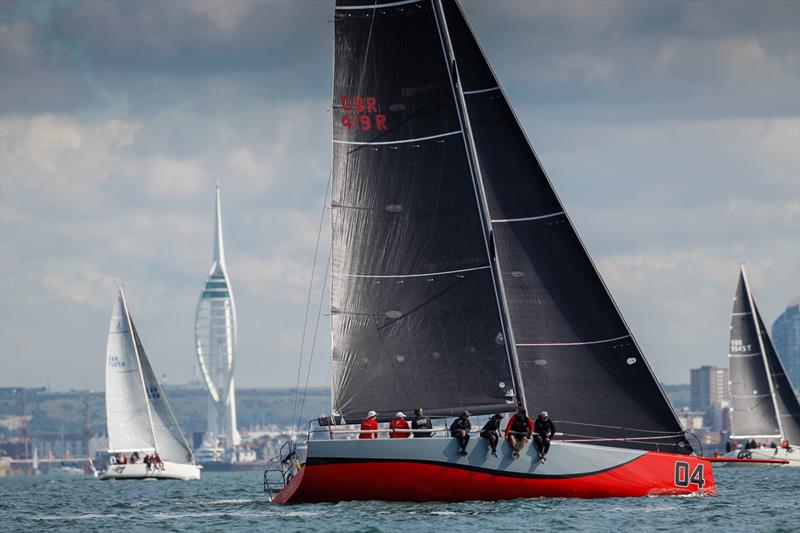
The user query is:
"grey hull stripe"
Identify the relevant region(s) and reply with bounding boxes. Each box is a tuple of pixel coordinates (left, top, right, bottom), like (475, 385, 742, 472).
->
(463, 86, 500, 95)
(338, 265, 491, 279)
(492, 211, 565, 223)
(335, 0, 422, 10)
(516, 335, 631, 347)
(333, 130, 462, 146)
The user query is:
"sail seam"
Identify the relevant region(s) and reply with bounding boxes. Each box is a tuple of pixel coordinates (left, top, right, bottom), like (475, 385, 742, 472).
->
(730, 394, 771, 398)
(492, 211, 565, 223)
(728, 352, 762, 358)
(332, 130, 462, 145)
(463, 86, 500, 95)
(516, 335, 631, 347)
(337, 265, 491, 278)
(335, 0, 422, 10)
(731, 311, 752, 316)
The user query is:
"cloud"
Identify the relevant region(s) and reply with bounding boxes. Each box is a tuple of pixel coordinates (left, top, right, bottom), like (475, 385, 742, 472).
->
(0, 0, 797, 391)
(0, 114, 139, 210)
(41, 263, 118, 309)
(0, 17, 89, 112)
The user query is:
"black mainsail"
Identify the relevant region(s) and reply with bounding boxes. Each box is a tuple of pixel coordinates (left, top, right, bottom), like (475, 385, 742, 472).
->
(330, 0, 686, 450)
(331, 0, 516, 420)
(729, 266, 800, 444)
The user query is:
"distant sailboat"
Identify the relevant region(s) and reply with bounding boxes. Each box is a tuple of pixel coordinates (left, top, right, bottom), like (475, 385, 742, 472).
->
(268, 0, 714, 502)
(100, 288, 201, 480)
(724, 266, 800, 466)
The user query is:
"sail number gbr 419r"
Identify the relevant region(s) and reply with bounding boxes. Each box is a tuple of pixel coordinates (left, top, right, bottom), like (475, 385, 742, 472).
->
(674, 461, 705, 489)
(340, 96, 388, 131)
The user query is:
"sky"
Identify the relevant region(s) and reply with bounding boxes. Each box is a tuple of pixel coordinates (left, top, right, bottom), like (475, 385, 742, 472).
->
(1, 0, 798, 392)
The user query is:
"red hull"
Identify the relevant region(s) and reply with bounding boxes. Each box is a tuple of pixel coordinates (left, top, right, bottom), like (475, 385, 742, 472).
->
(273, 452, 715, 503)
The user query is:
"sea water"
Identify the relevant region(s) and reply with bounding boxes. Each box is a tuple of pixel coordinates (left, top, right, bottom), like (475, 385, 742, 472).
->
(1, 468, 798, 532)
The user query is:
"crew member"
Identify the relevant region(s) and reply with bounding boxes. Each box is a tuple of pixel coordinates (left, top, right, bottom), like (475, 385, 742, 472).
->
(450, 411, 472, 456)
(480, 414, 503, 457)
(505, 407, 533, 459)
(533, 411, 556, 463)
(360, 410, 379, 439)
(411, 408, 432, 438)
(389, 412, 410, 438)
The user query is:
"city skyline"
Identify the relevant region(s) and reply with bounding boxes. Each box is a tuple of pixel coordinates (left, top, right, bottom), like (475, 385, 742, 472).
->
(1, 0, 798, 390)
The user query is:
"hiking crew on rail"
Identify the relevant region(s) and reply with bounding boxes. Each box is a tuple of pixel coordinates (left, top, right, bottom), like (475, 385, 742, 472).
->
(358, 407, 556, 461)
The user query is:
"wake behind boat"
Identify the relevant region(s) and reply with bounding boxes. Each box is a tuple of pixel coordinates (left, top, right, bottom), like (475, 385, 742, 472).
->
(720, 266, 800, 467)
(266, 0, 715, 502)
(99, 289, 201, 480)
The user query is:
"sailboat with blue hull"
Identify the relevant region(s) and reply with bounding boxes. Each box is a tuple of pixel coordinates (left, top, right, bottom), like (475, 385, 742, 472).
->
(268, 0, 715, 502)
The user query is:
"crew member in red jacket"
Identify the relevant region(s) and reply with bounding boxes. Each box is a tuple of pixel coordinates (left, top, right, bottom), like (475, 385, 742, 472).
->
(504, 407, 533, 459)
(389, 411, 410, 438)
(360, 410, 379, 439)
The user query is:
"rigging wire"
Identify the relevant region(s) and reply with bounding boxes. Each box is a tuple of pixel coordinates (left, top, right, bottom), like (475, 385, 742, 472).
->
(289, 175, 331, 442)
(297, 246, 332, 431)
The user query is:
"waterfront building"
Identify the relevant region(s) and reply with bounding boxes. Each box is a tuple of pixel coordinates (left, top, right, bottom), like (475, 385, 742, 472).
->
(690, 365, 729, 412)
(771, 295, 800, 393)
(194, 184, 240, 453)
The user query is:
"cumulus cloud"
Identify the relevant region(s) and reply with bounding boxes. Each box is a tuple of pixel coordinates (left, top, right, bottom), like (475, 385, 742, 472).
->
(0, 0, 797, 389)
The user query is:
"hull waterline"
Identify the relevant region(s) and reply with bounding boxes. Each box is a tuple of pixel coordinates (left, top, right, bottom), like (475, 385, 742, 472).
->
(717, 447, 799, 467)
(99, 461, 202, 480)
(272, 438, 714, 503)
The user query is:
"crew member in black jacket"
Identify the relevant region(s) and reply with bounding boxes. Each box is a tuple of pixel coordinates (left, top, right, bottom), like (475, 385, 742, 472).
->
(450, 411, 472, 456)
(533, 411, 556, 463)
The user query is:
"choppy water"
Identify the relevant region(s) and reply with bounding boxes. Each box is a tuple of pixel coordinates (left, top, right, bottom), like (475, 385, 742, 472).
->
(1, 468, 798, 532)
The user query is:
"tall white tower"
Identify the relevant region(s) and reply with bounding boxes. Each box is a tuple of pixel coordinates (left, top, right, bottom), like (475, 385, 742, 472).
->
(195, 183, 240, 452)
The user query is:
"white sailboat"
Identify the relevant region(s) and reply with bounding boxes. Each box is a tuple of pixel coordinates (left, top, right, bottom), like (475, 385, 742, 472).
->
(100, 288, 201, 480)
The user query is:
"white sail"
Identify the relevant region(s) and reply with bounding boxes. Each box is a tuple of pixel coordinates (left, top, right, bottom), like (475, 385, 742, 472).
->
(105, 289, 193, 464)
(133, 324, 194, 464)
(105, 290, 156, 453)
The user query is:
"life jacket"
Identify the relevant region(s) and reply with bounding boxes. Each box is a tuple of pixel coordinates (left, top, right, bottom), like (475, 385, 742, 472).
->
(360, 417, 378, 439)
(389, 417, 410, 438)
(510, 415, 530, 434)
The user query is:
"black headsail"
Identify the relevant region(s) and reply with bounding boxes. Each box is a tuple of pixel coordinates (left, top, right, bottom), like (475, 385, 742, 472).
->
(757, 310, 800, 445)
(330, 0, 517, 421)
(437, 0, 686, 450)
(730, 266, 800, 444)
(728, 267, 782, 439)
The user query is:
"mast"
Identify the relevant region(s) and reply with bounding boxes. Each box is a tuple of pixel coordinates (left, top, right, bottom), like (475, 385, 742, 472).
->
(740, 265, 785, 440)
(432, 0, 525, 408)
(120, 288, 160, 453)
